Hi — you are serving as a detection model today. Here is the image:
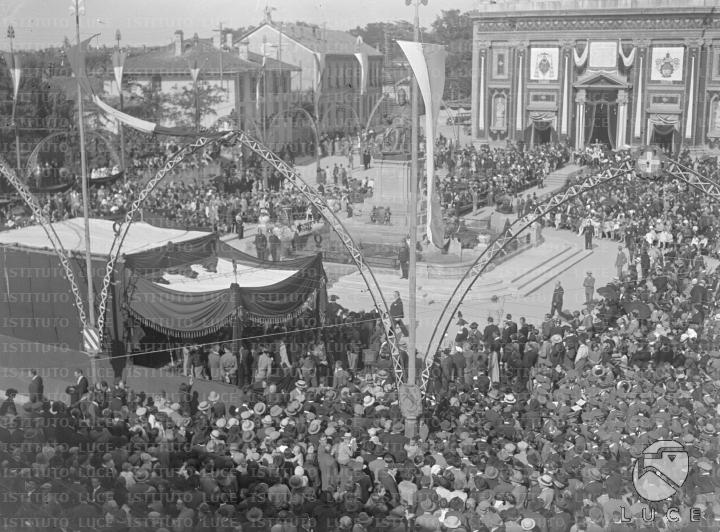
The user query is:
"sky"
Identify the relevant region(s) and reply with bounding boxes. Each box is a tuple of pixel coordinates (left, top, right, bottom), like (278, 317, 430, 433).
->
(1, 0, 485, 50)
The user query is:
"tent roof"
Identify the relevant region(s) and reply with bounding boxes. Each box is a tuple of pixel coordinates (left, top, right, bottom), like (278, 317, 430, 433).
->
(160, 258, 298, 292)
(0, 218, 212, 259)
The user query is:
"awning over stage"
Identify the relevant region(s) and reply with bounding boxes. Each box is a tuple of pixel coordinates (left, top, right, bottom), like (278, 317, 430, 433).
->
(0, 218, 212, 259)
(125, 252, 326, 338)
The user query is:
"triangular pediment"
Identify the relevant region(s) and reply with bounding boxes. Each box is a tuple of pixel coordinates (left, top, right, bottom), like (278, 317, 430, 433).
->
(574, 71, 630, 89)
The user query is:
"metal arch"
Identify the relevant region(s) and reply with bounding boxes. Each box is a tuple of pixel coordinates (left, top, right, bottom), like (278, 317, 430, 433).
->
(319, 101, 362, 132)
(420, 157, 720, 393)
(25, 130, 121, 179)
(96, 130, 406, 386)
(266, 106, 321, 152)
(0, 155, 89, 331)
(420, 160, 635, 392)
(365, 93, 387, 132)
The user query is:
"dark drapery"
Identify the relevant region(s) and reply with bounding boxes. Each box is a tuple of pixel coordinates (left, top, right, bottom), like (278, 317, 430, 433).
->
(124, 233, 218, 271)
(584, 103, 596, 146)
(607, 104, 618, 149)
(125, 253, 326, 338)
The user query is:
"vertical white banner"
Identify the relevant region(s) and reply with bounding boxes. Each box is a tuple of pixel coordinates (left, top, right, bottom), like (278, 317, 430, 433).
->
(354, 52, 369, 95)
(516, 52, 524, 132)
(685, 54, 695, 139)
(398, 40, 447, 248)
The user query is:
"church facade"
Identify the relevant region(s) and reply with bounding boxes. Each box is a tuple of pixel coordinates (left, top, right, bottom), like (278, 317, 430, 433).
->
(469, 0, 720, 152)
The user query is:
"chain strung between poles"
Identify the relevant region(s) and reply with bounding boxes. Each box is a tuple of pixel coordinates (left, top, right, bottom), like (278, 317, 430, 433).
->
(0, 155, 89, 330)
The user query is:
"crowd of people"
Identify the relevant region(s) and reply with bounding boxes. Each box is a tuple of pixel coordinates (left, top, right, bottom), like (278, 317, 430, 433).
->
(5, 137, 720, 530)
(3, 146, 720, 532)
(431, 138, 571, 218)
(0, 145, 373, 235)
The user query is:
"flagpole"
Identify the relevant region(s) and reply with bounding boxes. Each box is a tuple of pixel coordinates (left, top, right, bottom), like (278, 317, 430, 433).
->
(7, 26, 21, 176)
(115, 30, 126, 181)
(73, 0, 97, 384)
(405, 0, 425, 438)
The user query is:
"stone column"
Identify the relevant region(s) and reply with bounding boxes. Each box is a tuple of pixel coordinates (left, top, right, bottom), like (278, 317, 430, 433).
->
(632, 39, 651, 142)
(475, 40, 491, 138)
(616, 89, 628, 148)
(559, 40, 574, 139)
(684, 39, 704, 142)
(575, 89, 587, 148)
(513, 41, 529, 135)
(471, 33, 481, 139)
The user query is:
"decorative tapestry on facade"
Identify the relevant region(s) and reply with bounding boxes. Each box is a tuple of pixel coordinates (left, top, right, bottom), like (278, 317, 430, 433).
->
(650, 47, 684, 82)
(530, 47, 559, 81)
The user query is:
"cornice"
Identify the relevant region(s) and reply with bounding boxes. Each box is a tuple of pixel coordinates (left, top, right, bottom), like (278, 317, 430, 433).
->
(475, 15, 719, 33)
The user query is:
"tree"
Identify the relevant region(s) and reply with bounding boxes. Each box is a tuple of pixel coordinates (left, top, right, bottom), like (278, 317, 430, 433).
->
(429, 10, 473, 100)
(165, 82, 228, 128)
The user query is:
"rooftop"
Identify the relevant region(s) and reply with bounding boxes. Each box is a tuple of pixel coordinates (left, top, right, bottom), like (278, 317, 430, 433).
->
(245, 22, 383, 57)
(124, 36, 298, 76)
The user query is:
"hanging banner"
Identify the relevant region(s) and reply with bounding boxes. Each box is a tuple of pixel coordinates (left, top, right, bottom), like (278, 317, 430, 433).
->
(3, 51, 21, 101)
(651, 47, 684, 82)
(397, 40, 446, 248)
(313, 52, 326, 112)
(530, 47, 559, 81)
(354, 52, 369, 95)
(112, 49, 126, 89)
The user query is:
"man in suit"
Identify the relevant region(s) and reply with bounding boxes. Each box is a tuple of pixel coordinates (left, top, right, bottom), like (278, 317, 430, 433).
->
(74, 369, 89, 399)
(389, 291, 408, 337)
(398, 239, 409, 279)
(28, 369, 44, 403)
(502, 314, 518, 345)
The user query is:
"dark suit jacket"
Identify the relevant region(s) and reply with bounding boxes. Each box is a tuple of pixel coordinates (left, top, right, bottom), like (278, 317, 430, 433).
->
(28, 376, 44, 402)
(76, 376, 89, 397)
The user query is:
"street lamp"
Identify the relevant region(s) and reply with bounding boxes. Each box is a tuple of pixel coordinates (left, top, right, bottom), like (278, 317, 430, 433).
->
(404, 0, 427, 438)
(70, 0, 98, 384)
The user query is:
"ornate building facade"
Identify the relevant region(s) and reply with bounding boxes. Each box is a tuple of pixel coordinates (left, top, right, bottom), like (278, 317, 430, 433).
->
(470, 0, 720, 152)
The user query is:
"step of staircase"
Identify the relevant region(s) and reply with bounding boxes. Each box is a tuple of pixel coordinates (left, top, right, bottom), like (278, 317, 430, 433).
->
(520, 249, 595, 297)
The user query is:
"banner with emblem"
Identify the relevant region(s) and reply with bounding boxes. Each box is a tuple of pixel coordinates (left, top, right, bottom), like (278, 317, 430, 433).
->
(530, 47, 559, 81)
(651, 47, 684, 82)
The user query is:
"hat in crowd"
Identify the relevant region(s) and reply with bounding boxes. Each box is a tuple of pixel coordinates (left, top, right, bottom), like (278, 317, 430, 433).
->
(538, 474, 553, 487)
(521, 518, 536, 530)
(254, 402, 267, 415)
(198, 401, 210, 412)
(208, 391, 220, 402)
(295, 380, 308, 390)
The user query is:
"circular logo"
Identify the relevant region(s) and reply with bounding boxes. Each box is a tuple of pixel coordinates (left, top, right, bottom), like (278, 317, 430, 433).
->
(632, 440, 689, 502)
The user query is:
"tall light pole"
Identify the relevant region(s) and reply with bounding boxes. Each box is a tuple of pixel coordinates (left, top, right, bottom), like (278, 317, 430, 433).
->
(114, 29, 126, 178)
(404, 0, 426, 438)
(71, 0, 97, 384)
(7, 25, 21, 175)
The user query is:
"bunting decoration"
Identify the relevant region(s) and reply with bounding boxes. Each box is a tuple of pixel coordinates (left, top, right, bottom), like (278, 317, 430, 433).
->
(619, 42, 636, 68)
(397, 40, 447, 248)
(573, 40, 589, 68)
(67, 36, 218, 137)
